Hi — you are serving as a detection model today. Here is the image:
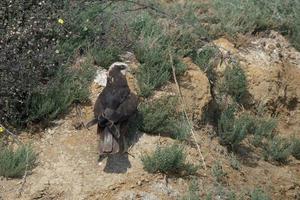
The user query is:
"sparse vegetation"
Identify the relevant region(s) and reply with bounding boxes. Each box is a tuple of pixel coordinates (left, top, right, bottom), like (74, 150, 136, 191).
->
(211, 161, 227, 183)
(192, 45, 219, 82)
(0, 143, 37, 178)
(250, 117, 277, 147)
(229, 153, 241, 170)
(263, 136, 292, 164)
(28, 58, 95, 122)
(181, 178, 200, 200)
(291, 137, 300, 160)
(210, 0, 300, 50)
(218, 106, 252, 150)
(132, 13, 187, 97)
(141, 144, 197, 175)
(250, 188, 271, 200)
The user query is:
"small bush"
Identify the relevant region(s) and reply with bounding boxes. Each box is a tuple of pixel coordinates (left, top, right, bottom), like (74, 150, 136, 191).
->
(250, 188, 271, 200)
(223, 64, 247, 102)
(138, 97, 190, 140)
(263, 136, 292, 164)
(28, 59, 94, 122)
(192, 45, 219, 83)
(250, 118, 277, 146)
(181, 178, 200, 200)
(141, 144, 197, 175)
(291, 137, 300, 160)
(229, 153, 241, 170)
(218, 106, 252, 149)
(0, 144, 37, 178)
(211, 161, 227, 183)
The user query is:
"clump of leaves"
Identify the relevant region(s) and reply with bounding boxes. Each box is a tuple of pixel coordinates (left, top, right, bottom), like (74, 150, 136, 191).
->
(181, 178, 200, 200)
(223, 64, 247, 102)
(0, 143, 37, 178)
(138, 97, 190, 140)
(211, 161, 227, 183)
(250, 188, 271, 200)
(263, 136, 292, 164)
(291, 137, 300, 160)
(141, 144, 198, 175)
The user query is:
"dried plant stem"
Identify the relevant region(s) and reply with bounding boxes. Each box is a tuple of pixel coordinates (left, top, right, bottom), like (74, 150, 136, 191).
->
(17, 149, 29, 198)
(169, 52, 207, 171)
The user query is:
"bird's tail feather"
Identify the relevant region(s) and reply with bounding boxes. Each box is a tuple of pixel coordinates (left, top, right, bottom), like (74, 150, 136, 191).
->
(98, 125, 119, 154)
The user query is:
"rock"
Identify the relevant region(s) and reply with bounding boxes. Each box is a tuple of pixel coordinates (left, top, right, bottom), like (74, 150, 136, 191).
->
(94, 68, 108, 87)
(178, 57, 212, 123)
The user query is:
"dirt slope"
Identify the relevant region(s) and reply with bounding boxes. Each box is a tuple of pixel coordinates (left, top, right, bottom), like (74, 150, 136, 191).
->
(1, 33, 300, 200)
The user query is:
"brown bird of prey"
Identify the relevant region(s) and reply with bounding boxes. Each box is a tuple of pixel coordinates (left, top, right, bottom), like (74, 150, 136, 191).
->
(86, 62, 138, 158)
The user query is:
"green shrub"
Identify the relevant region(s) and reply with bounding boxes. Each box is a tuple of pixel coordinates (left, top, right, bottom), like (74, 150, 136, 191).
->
(250, 188, 271, 200)
(263, 136, 292, 164)
(223, 64, 247, 102)
(138, 97, 190, 140)
(211, 161, 227, 183)
(28, 59, 94, 122)
(193, 46, 219, 80)
(218, 106, 252, 149)
(250, 118, 277, 146)
(291, 137, 300, 160)
(0, 144, 37, 178)
(131, 12, 189, 97)
(229, 153, 241, 170)
(141, 144, 197, 175)
(181, 178, 200, 200)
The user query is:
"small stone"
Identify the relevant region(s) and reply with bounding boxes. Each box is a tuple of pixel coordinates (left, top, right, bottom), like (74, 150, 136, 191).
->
(137, 181, 142, 186)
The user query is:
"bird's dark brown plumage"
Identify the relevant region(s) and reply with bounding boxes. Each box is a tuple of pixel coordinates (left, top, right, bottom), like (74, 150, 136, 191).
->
(87, 63, 138, 156)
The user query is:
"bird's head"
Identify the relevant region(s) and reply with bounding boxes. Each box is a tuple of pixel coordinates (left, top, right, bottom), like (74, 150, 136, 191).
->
(108, 62, 128, 75)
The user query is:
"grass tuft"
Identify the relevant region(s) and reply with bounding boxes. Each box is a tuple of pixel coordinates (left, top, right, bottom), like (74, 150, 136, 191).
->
(263, 136, 292, 164)
(28, 59, 94, 122)
(0, 143, 37, 178)
(291, 137, 300, 160)
(141, 144, 197, 175)
(181, 178, 200, 200)
(250, 188, 271, 200)
(138, 97, 190, 140)
(223, 64, 247, 103)
(211, 161, 227, 183)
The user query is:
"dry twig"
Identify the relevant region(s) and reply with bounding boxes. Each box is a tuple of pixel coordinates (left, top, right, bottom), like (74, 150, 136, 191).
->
(169, 52, 207, 171)
(17, 150, 29, 198)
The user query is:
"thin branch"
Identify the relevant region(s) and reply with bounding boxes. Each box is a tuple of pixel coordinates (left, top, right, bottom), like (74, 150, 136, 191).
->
(17, 149, 29, 198)
(0, 124, 22, 145)
(75, 104, 87, 129)
(169, 51, 207, 171)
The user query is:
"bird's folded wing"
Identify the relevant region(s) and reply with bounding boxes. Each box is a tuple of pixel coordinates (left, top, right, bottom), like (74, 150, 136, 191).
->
(103, 92, 138, 123)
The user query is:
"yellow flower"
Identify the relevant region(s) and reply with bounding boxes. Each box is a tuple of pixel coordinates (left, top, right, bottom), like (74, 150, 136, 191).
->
(58, 18, 64, 25)
(0, 127, 5, 134)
